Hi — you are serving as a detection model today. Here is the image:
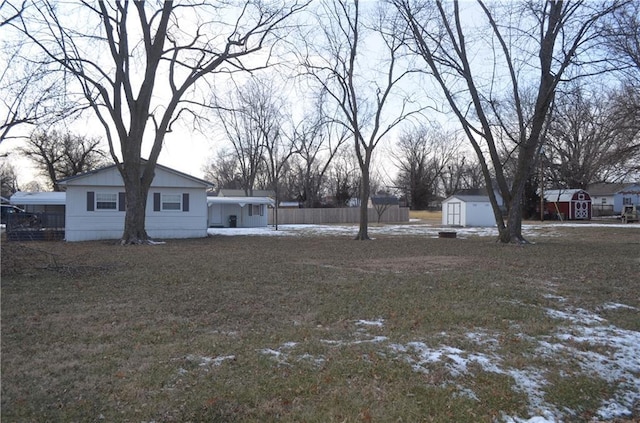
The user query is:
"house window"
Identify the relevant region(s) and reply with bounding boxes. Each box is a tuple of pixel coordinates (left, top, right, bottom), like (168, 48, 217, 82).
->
(249, 204, 263, 216)
(623, 197, 632, 205)
(601, 198, 607, 204)
(96, 193, 117, 210)
(162, 194, 182, 211)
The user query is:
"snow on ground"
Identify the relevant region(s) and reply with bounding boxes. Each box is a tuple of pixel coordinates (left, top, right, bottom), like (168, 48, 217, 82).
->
(207, 222, 640, 238)
(200, 303, 639, 423)
(201, 222, 640, 421)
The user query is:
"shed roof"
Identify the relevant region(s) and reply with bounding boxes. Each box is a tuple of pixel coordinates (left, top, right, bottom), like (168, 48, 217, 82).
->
(544, 189, 589, 202)
(10, 191, 66, 206)
(444, 195, 491, 203)
(207, 196, 274, 207)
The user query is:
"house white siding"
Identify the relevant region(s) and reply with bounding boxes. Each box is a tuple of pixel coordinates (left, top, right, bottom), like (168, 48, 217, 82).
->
(61, 164, 211, 242)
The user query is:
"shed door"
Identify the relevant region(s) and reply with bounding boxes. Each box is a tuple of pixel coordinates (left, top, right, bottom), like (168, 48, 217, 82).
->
(574, 201, 589, 219)
(447, 202, 461, 226)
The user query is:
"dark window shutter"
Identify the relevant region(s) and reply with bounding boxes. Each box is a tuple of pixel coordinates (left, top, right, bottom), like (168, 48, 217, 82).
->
(118, 192, 126, 212)
(249, 204, 253, 216)
(182, 193, 189, 212)
(153, 193, 161, 211)
(87, 191, 95, 211)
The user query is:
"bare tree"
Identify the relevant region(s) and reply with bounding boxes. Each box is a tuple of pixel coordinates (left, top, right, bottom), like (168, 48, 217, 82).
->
(203, 148, 244, 192)
(327, 148, 360, 206)
(290, 89, 350, 207)
(299, 0, 420, 240)
(19, 129, 106, 191)
(392, 125, 462, 209)
(603, 1, 640, 80)
(7, 1, 307, 243)
(545, 83, 640, 188)
(214, 78, 275, 196)
(394, 0, 623, 243)
(439, 155, 484, 198)
(0, 160, 19, 198)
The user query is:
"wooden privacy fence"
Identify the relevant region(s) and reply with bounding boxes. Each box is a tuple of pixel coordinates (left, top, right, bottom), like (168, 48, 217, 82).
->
(268, 206, 409, 225)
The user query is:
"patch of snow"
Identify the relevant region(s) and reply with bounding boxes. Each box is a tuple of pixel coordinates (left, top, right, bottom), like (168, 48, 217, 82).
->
(322, 336, 388, 346)
(600, 302, 639, 311)
(356, 319, 385, 327)
(542, 294, 566, 302)
(545, 307, 605, 325)
(185, 354, 235, 367)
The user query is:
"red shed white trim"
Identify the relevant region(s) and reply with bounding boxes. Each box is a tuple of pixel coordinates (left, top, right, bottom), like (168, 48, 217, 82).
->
(543, 189, 591, 220)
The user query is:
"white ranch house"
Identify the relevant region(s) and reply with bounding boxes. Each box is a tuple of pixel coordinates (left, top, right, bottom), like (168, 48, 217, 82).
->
(58, 163, 213, 242)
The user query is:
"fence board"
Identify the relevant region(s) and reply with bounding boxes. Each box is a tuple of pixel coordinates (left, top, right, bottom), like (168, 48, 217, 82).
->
(269, 206, 409, 225)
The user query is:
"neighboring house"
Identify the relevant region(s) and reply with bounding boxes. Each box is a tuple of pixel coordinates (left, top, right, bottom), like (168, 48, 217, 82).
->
(218, 188, 275, 198)
(207, 196, 274, 228)
(543, 189, 591, 220)
(10, 191, 66, 214)
(613, 184, 640, 213)
(58, 163, 213, 242)
(369, 195, 401, 223)
(587, 183, 628, 215)
(442, 195, 496, 227)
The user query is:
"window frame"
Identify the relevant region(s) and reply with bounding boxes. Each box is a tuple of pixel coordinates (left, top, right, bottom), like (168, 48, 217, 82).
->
(95, 193, 118, 211)
(161, 193, 182, 211)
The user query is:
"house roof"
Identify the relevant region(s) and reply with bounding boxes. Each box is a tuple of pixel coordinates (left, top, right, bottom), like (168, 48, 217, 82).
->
(544, 189, 589, 202)
(57, 161, 214, 188)
(370, 196, 399, 206)
(444, 195, 491, 203)
(10, 191, 66, 206)
(207, 196, 275, 207)
(617, 184, 640, 195)
(587, 182, 629, 196)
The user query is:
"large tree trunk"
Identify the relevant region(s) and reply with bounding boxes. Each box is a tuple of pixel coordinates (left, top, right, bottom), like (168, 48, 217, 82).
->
(355, 166, 370, 240)
(119, 159, 151, 244)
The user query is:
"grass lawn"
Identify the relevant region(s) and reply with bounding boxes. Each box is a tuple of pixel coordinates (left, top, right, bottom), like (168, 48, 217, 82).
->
(1, 223, 639, 422)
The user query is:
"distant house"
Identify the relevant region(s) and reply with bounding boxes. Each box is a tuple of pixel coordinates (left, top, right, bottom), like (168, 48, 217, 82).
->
(441, 195, 496, 227)
(543, 189, 591, 220)
(614, 184, 640, 213)
(207, 196, 274, 228)
(58, 162, 213, 242)
(587, 183, 628, 215)
(218, 188, 275, 198)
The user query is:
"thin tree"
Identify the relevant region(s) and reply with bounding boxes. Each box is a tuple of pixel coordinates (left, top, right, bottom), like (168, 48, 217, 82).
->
(394, 0, 623, 243)
(299, 0, 420, 240)
(7, 1, 307, 243)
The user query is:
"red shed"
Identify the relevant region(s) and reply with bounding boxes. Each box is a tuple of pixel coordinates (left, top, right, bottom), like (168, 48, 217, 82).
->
(544, 189, 591, 220)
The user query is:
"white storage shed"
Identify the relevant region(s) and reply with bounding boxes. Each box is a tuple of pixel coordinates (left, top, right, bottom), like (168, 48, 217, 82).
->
(442, 195, 496, 227)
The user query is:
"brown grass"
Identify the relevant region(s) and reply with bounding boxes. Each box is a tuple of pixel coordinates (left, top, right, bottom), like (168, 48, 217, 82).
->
(2, 226, 639, 422)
